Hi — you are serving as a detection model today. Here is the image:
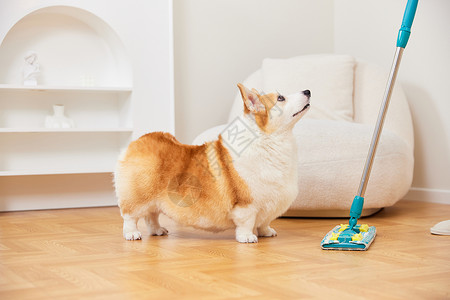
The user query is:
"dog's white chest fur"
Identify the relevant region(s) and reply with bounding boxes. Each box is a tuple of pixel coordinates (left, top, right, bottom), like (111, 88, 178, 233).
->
(223, 120, 299, 227)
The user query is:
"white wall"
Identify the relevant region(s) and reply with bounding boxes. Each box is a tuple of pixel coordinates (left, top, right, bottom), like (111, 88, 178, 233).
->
(175, 0, 450, 204)
(173, 0, 334, 144)
(334, 0, 450, 203)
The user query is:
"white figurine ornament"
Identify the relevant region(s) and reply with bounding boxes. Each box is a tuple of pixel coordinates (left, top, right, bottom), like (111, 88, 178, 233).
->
(45, 105, 75, 129)
(23, 51, 40, 86)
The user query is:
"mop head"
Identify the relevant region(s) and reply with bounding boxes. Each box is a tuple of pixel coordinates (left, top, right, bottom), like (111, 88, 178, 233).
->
(321, 224, 376, 250)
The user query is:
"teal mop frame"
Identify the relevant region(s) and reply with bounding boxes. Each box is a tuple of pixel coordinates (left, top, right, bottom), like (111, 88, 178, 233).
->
(321, 0, 419, 250)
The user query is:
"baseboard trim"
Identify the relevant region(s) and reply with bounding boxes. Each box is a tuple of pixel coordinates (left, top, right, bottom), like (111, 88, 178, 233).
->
(283, 208, 382, 218)
(403, 187, 450, 205)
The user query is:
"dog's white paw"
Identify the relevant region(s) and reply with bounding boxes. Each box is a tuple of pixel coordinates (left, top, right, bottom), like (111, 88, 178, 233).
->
(236, 233, 258, 243)
(258, 226, 277, 237)
(151, 227, 168, 236)
(124, 231, 142, 240)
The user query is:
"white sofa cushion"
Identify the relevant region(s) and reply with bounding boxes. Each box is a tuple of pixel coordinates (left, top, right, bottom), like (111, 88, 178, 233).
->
(293, 119, 413, 210)
(262, 54, 355, 122)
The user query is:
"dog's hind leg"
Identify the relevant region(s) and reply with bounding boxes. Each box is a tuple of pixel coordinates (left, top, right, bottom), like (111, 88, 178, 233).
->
(145, 212, 168, 236)
(257, 223, 277, 237)
(122, 214, 142, 240)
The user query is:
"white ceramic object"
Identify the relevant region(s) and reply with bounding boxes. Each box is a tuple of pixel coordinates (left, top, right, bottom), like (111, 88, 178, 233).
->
(23, 50, 40, 86)
(430, 220, 450, 235)
(45, 105, 75, 128)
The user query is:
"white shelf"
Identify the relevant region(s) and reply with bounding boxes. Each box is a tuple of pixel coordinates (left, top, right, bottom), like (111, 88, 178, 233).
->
(0, 128, 133, 133)
(0, 168, 114, 176)
(0, 2, 174, 211)
(0, 84, 132, 93)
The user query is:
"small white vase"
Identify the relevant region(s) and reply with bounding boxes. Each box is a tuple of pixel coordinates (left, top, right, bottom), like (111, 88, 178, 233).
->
(45, 105, 75, 129)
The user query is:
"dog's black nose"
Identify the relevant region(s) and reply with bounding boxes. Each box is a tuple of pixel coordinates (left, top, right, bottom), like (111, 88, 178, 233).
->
(302, 90, 311, 97)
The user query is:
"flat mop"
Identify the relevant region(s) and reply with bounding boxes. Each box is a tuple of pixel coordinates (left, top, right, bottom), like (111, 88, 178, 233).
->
(321, 0, 418, 250)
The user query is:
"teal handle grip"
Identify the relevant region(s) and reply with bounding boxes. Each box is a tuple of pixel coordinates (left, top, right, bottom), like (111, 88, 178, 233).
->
(397, 0, 419, 48)
(350, 195, 364, 220)
(349, 195, 364, 229)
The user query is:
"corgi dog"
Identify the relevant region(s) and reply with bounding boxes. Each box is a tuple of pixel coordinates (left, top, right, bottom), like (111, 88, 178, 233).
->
(114, 83, 310, 243)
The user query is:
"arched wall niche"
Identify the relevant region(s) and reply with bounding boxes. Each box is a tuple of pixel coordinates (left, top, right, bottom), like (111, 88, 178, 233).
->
(0, 5, 132, 87)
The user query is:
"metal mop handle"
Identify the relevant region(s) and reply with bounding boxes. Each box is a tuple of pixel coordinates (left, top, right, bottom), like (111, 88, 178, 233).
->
(357, 47, 404, 198)
(357, 0, 418, 197)
(349, 0, 418, 228)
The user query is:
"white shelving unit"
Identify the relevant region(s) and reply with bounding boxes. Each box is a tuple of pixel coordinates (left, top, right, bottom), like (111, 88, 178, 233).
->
(0, 85, 133, 129)
(0, 4, 136, 179)
(0, 128, 133, 133)
(0, 83, 134, 176)
(0, 84, 132, 93)
(0, 168, 114, 177)
(0, 2, 174, 211)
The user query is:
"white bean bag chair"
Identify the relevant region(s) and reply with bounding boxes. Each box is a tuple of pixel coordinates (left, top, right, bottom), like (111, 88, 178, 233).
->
(193, 54, 414, 217)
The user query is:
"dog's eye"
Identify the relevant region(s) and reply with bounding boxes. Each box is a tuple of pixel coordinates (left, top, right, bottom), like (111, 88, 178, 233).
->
(277, 95, 285, 102)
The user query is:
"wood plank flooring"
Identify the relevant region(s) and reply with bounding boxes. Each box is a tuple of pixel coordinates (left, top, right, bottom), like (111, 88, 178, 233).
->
(1, 200, 449, 299)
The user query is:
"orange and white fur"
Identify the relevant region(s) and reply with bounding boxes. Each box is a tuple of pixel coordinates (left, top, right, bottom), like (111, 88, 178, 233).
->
(114, 84, 310, 243)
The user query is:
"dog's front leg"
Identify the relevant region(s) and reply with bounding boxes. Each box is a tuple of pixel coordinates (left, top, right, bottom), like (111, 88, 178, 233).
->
(231, 206, 258, 243)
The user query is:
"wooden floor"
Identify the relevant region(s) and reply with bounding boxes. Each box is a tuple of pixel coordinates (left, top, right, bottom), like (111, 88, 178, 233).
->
(1, 200, 449, 299)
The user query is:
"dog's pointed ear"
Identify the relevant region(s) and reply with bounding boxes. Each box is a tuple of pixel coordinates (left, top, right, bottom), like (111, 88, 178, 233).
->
(237, 83, 265, 113)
